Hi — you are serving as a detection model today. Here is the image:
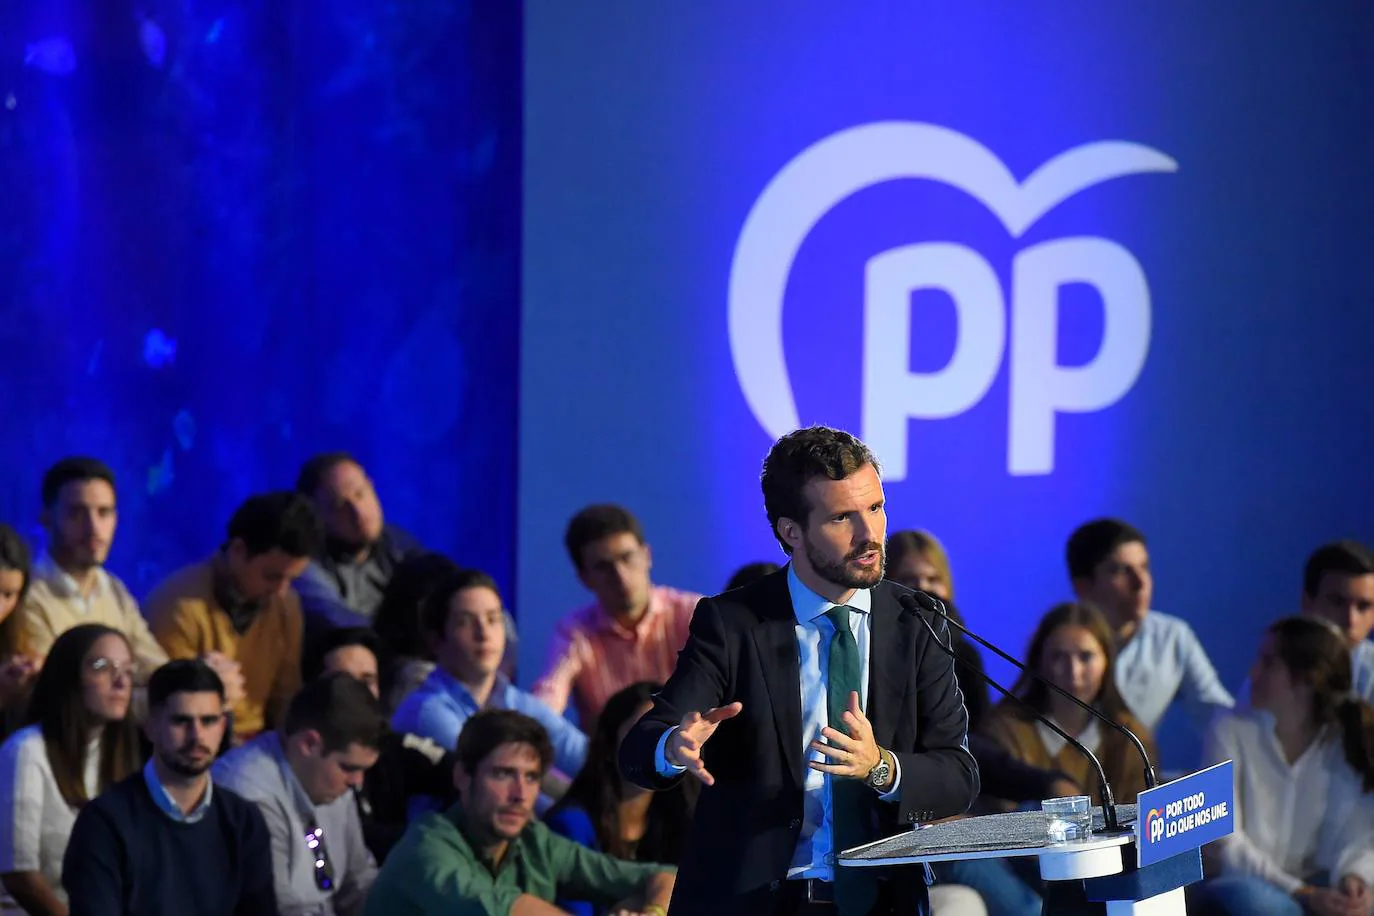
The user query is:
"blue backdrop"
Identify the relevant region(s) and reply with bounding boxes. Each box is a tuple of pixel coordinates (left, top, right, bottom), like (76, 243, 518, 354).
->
(521, 1, 1374, 764)
(0, 1, 521, 598)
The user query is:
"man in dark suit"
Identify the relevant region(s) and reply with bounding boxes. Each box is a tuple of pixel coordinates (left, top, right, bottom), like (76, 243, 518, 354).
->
(620, 426, 979, 916)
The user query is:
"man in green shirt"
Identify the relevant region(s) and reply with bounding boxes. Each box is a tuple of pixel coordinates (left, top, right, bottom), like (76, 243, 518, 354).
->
(367, 709, 675, 915)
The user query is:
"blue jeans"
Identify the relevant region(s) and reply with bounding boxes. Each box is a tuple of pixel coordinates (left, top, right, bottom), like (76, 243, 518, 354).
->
(934, 859, 1042, 916)
(1187, 875, 1302, 916)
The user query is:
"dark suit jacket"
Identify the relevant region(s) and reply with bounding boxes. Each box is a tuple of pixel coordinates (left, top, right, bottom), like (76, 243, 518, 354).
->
(619, 569, 979, 916)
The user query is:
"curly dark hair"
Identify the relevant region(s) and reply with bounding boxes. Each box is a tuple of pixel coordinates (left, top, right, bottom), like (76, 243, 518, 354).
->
(760, 426, 878, 555)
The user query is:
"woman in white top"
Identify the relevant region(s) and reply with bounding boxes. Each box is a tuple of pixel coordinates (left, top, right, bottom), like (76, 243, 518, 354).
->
(0, 624, 141, 914)
(1193, 616, 1374, 916)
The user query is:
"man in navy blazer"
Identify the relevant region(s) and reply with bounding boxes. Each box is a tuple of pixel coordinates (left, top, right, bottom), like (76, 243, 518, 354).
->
(620, 426, 978, 916)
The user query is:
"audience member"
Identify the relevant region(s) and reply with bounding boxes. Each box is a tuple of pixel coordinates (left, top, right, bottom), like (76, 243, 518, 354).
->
(1067, 519, 1233, 733)
(533, 504, 701, 728)
(392, 568, 586, 778)
(370, 552, 520, 713)
(0, 625, 141, 914)
(303, 627, 456, 862)
(892, 532, 1071, 916)
(546, 682, 696, 916)
(293, 453, 423, 638)
(980, 602, 1158, 809)
(371, 551, 459, 711)
(214, 674, 383, 915)
(147, 492, 318, 743)
(62, 660, 276, 915)
(887, 529, 991, 730)
(0, 526, 40, 727)
(724, 561, 780, 591)
(21, 459, 168, 676)
(365, 709, 675, 915)
(1299, 541, 1374, 702)
(1191, 616, 1374, 916)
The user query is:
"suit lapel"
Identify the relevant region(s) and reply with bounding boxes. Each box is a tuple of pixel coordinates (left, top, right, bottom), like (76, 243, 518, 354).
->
(752, 574, 804, 786)
(867, 585, 914, 746)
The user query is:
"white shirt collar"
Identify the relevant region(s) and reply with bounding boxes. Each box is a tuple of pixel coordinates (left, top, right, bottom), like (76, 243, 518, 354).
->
(786, 563, 872, 625)
(143, 758, 214, 824)
(33, 552, 111, 599)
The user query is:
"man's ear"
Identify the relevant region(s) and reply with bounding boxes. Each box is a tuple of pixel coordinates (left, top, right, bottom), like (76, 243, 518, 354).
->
(777, 517, 803, 553)
(1069, 576, 1090, 600)
(453, 760, 470, 795)
(297, 728, 325, 758)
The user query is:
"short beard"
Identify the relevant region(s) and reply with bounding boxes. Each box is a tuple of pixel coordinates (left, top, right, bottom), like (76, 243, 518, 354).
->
(159, 753, 212, 778)
(804, 537, 886, 591)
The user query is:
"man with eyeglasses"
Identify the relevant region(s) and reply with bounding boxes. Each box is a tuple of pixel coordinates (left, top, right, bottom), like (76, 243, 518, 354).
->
(62, 659, 278, 915)
(367, 709, 675, 916)
(213, 674, 384, 914)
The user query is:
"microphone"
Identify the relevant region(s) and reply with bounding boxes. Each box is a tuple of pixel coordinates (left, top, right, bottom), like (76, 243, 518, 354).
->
(900, 593, 1129, 834)
(899, 591, 1158, 792)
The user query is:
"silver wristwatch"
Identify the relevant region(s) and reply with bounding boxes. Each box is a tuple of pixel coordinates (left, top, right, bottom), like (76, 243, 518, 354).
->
(865, 750, 893, 790)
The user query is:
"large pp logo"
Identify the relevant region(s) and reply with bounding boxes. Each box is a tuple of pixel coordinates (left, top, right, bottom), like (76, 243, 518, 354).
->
(1146, 808, 1165, 844)
(727, 122, 1177, 478)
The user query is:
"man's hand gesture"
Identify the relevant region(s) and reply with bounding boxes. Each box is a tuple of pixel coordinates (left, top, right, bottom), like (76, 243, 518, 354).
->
(666, 702, 743, 786)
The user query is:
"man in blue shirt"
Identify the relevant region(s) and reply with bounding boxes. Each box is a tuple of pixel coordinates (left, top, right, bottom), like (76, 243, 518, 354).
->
(63, 660, 277, 915)
(1067, 518, 1234, 735)
(1297, 541, 1374, 700)
(391, 568, 587, 778)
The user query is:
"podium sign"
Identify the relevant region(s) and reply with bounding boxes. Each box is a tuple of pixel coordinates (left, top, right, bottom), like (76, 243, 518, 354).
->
(1137, 760, 1235, 868)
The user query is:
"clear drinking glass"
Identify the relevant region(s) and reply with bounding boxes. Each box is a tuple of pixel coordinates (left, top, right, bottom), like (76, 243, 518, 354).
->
(1042, 795, 1092, 842)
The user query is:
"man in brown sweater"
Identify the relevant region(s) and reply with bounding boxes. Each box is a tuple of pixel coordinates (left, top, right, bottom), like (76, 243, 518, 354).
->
(148, 491, 320, 742)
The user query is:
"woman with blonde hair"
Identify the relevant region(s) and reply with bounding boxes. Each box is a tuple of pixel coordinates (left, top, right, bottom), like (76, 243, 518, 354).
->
(979, 602, 1157, 808)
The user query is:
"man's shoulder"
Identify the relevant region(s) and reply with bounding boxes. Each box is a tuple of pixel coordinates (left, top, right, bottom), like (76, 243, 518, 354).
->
(145, 560, 215, 612)
(653, 585, 705, 615)
(1140, 610, 1197, 637)
(79, 771, 153, 824)
(382, 525, 424, 558)
(702, 569, 792, 621)
(212, 735, 283, 794)
(391, 674, 450, 728)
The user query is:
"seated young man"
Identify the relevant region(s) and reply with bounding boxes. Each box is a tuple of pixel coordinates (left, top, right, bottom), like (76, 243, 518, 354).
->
(293, 452, 424, 638)
(148, 491, 319, 742)
(391, 568, 586, 777)
(366, 709, 675, 916)
(304, 626, 456, 862)
(1298, 541, 1374, 702)
(22, 457, 168, 675)
(213, 673, 384, 914)
(532, 504, 702, 730)
(62, 660, 277, 915)
(1067, 518, 1233, 734)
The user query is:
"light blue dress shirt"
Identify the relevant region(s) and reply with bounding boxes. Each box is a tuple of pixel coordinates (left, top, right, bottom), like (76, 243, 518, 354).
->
(391, 667, 588, 777)
(656, 565, 900, 882)
(143, 759, 213, 824)
(1114, 610, 1235, 733)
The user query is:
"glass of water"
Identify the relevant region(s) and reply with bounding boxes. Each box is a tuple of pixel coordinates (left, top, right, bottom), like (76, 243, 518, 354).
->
(1042, 795, 1092, 842)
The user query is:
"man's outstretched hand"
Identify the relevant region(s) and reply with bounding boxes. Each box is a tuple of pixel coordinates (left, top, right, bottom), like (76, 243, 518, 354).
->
(666, 702, 743, 786)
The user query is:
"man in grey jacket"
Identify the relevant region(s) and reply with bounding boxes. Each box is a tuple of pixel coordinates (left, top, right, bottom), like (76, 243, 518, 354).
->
(214, 674, 385, 915)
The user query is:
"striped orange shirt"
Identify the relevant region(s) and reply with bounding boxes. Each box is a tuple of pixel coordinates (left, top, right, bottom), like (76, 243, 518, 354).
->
(532, 585, 701, 727)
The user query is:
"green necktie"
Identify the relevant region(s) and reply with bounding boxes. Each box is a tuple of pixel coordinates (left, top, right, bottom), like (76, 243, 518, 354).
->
(824, 606, 877, 916)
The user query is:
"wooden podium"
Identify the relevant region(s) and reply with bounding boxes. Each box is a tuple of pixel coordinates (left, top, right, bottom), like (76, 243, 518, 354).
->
(840, 804, 1205, 915)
